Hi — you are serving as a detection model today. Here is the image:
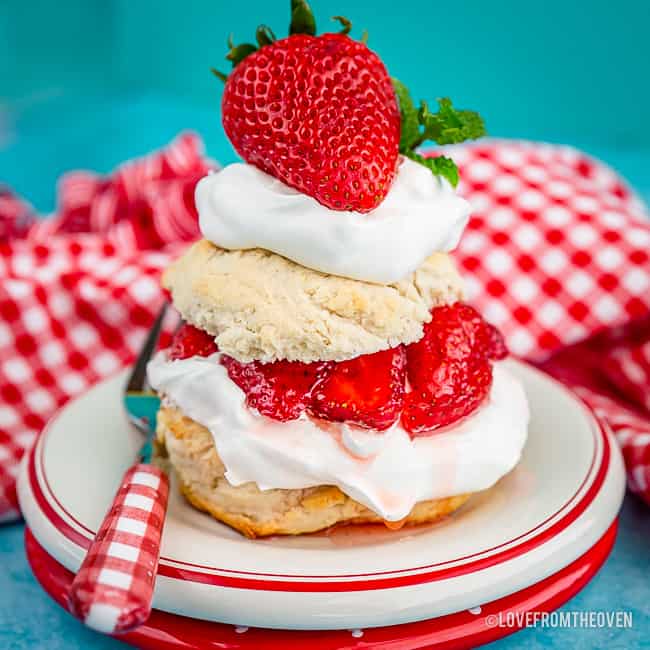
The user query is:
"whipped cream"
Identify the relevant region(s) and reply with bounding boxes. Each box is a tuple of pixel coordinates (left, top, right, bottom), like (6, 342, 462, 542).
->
(196, 158, 470, 284)
(148, 353, 529, 521)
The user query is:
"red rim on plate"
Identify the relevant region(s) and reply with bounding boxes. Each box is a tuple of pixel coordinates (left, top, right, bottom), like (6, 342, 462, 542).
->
(26, 521, 617, 650)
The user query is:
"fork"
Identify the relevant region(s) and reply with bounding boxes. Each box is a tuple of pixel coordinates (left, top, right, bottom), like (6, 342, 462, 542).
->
(68, 304, 171, 635)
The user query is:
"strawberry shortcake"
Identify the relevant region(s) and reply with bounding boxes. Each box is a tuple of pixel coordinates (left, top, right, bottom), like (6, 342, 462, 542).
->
(147, 1, 529, 537)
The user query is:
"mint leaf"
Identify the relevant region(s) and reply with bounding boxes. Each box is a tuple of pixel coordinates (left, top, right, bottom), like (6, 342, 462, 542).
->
(392, 78, 420, 152)
(392, 77, 485, 186)
(404, 151, 459, 187)
(426, 155, 460, 187)
(418, 98, 486, 146)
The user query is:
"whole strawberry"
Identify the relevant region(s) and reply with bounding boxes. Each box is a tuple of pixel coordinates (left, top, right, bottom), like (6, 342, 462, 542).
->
(214, 3, 486, 210)
(216, 3, 400, 213)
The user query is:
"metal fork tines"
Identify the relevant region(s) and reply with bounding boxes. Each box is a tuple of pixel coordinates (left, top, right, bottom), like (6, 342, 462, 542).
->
(124, 302, 169, 438)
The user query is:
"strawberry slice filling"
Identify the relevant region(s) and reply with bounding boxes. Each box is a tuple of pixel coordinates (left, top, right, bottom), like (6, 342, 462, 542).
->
(168, 303, 507, 436)
(222, 357, 330, 422)
(169, 323, 219, 359)
(402, 303, 507, 435)
(310, 347, 406, 431)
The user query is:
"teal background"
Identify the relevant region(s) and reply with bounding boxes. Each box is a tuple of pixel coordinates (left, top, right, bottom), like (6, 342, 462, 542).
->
(1, 2, 649, 648)
(1, 0, 650, 210)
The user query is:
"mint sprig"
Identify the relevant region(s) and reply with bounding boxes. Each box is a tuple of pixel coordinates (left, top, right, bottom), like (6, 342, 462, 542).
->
(405, 151, 459, 188)
(392, 77, 486, 187)
(392, 78, 420, 152)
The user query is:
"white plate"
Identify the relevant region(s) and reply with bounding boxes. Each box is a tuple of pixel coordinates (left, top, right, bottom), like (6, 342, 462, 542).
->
(18, 360, 625, 630)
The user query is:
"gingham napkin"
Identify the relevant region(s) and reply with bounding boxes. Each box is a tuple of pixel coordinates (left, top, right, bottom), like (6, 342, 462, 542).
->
(1, 134, 649, 523)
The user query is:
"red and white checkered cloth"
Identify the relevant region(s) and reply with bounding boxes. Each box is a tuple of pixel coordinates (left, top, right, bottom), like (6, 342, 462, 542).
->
(1, 134, 649, 524)
(0, 132, 212, 522)
(68, 463, 169, 634)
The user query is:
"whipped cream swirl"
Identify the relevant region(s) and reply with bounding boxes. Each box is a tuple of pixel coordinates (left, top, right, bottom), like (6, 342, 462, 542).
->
(148, 353, 529, 521)
(196, 157, 470, 284)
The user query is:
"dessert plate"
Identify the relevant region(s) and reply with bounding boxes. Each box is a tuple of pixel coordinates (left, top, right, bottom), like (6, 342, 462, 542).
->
(17, 360, 625, 630)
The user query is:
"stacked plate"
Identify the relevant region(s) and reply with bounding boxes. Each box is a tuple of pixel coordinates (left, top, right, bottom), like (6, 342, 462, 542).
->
(18, 360, 625, 649)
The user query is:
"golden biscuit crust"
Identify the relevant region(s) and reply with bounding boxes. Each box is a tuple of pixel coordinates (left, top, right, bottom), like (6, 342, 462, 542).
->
(156, 406, 471, 538)
(163, 239, 463, 363)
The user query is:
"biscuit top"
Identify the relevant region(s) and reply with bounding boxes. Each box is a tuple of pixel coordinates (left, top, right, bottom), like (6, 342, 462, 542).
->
(163, 239, 464, 363)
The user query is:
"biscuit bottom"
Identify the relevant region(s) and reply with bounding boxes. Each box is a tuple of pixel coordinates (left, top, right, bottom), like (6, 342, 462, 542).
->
(156, 406, 472, 538)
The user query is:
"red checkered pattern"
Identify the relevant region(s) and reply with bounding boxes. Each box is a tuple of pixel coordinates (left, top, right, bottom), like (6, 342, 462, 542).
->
(604, 337, 650, 414)
(0, 133, 211, 521)
(444, 140, 650, 503)
(0, 186, 35, 241)
(0, 134, 649, 524)
(580, 390, 650, 498)
(443, 140, 650, 359)
(68, 463, 169, 634)
(539, 318, 650, 499)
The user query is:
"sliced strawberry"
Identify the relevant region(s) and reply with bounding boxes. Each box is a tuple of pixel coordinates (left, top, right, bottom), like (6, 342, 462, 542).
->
(310, 347, 406, 430)
(222, 356, 330, 421)
(482, 322, 509, 360)
(402, 360, 493, 435)
(169, 323, 218, 360)
(402, 303, 505, 435)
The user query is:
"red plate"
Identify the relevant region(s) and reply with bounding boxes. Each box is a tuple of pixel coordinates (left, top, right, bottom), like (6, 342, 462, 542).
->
(26, 521, 617, 650)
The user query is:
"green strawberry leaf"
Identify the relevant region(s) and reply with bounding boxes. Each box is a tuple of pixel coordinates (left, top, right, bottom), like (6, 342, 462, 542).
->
(392, 77, 486, 187)
(256, 25, 277, 47)
(331, 15, 352, 35)
(210, 68, 228, 82)
(225, 34, 257, 68)
(213, 2, 363, 84)
(290, 0, 316, 35)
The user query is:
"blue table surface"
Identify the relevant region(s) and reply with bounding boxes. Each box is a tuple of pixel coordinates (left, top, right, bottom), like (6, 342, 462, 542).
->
(0, 93, 649, 649)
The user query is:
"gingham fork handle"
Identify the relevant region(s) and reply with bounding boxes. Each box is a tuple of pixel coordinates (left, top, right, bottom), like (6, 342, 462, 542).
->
(68, 463, 169, 634)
